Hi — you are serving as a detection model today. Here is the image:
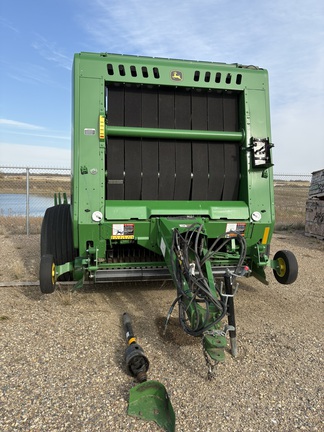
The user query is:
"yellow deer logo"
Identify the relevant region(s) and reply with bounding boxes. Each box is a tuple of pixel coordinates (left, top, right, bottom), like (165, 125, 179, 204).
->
(171, 70, 183, 81)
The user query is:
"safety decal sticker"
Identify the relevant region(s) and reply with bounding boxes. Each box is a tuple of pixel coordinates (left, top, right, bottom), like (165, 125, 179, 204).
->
(84, 128, 96, 135)
(111, 223, 135, 240)
(160, 238, 166, 257)
(225, 223, 246, 237)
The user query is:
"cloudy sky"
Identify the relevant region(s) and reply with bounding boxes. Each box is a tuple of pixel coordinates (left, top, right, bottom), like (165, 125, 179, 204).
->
(0, 0, 323, 173)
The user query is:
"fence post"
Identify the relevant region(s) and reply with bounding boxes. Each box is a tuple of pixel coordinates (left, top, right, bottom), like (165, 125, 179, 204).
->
(26, 167, 30, 235)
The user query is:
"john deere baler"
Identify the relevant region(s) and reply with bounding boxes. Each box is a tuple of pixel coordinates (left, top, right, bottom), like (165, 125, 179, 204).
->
(40, 52, 298, 363)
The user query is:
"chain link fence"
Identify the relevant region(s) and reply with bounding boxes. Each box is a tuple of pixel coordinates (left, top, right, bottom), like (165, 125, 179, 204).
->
(0, 166, 312, 235)
(0, 167, 71, 235)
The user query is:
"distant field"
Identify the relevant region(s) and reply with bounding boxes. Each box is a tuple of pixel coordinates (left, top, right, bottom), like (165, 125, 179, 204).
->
(0, 175, 310, 234)
(0, 174, 70, 195)
(274, 181, 310, 229)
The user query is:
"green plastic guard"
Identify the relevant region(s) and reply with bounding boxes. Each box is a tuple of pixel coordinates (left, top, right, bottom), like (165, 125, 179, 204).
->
(128, 380, 175, 432)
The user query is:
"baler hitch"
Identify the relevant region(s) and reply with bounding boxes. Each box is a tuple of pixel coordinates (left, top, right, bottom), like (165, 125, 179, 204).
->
(158, 219, 248, 371)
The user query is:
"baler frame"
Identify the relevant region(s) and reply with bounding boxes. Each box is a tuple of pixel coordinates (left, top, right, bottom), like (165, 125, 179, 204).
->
(40, 52, 298, 364)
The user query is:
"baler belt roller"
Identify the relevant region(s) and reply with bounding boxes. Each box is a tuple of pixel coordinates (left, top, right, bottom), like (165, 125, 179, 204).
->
(106, 125, 244, 142)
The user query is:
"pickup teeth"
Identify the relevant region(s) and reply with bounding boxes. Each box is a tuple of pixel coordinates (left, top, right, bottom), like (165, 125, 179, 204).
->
(107, 243, 164, 264)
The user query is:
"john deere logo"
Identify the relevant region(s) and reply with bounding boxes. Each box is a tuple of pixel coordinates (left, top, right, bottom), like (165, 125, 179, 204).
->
(171, 70, 183, 81)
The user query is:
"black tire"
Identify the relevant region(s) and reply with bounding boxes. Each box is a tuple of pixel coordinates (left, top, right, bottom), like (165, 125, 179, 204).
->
(40, 204, 75, 281)
(273, 250, 298, 285)
(41, 206, 55, 257)
(40, 254, 56, 294)
(53, 204, 74, 265)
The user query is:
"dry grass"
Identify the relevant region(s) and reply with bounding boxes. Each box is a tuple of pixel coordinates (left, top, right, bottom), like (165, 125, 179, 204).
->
(0, 174, 70, 194)
(274, 182, 309, 230)
(55, 285, 77, 306)
(11, 260, 28, 280)
(0, 216, 43, 235)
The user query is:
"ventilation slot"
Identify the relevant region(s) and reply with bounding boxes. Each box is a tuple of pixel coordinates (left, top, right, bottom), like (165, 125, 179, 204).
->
(153, 67, 160, 79)
(107, 63, 114, 76)
(194, 70, 200, 82)
(130, 65, 137, 77)
(204, 71, 211, 82)
(119, 65, 126, 76)
(107, 64, 243, 86)
(142, 66, 149, 78)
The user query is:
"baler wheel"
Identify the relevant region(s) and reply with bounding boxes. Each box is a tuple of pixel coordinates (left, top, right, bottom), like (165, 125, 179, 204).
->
(273, 250, 298, 284)
(40, 204, 75, 281)
(40, 254, 56, 294)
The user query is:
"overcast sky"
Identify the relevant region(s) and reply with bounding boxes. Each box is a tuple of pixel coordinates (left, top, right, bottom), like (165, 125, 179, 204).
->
(0, 0, 323, 173)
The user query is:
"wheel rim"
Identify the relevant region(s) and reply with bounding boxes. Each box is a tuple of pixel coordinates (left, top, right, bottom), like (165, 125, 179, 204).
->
(277, 257, 286, 277)
(51, 262, 56, 285)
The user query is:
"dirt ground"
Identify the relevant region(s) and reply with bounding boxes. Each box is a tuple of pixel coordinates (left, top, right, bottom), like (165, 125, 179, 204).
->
(0, 231, 323, 431)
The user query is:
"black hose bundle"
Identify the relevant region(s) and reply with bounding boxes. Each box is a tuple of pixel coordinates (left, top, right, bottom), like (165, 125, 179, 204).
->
(167, 224, 247, 337)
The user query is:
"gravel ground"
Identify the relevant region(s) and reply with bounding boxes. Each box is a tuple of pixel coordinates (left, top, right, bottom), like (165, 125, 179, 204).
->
(0, 231, 323, 431)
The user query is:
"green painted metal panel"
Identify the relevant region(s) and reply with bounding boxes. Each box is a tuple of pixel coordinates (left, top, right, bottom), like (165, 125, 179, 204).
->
(105, 200, 249, 220)
(71, 51, 274, 273)
(74, 52, 268, 92)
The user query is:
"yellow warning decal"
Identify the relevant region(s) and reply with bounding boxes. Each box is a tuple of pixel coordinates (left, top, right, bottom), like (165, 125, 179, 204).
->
(111, 235, 135, 240)
(111, 223, 135, 240)
(99, 115, 105, 140)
